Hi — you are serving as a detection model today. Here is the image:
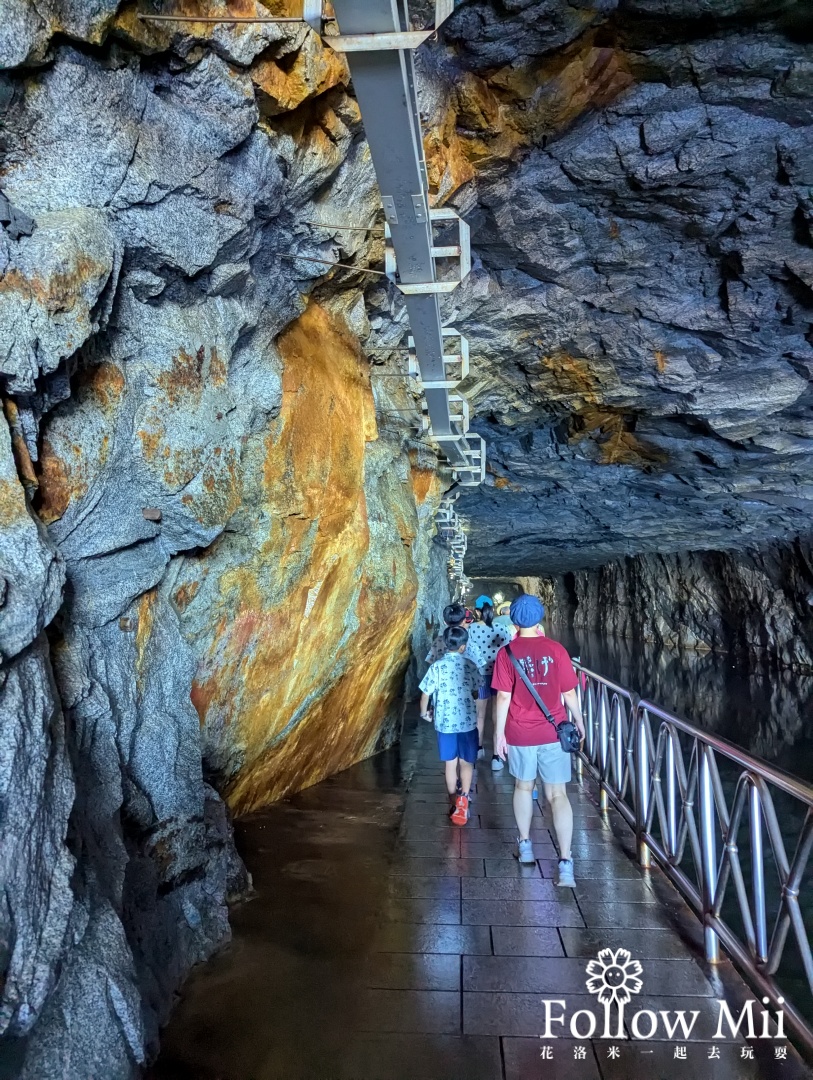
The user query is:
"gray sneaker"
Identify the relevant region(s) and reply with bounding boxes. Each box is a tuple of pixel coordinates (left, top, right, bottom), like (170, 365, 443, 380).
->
(514, 837, 536, 865)
(556, 859, 576, 888)
(491, 755, 504, 772)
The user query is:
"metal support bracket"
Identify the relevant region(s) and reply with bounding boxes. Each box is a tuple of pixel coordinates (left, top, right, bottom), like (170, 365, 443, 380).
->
(303, 0, 322, 32)
(331, 0, 484, 485)
(453, 434, 486, 486)
(408, 329, 469, 389)
(385, 209, 471, 295)
(325, 0, 454, 51)
(421, 394, 470, 440)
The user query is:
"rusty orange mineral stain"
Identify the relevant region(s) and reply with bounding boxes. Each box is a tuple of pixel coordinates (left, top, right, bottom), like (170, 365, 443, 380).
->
(0, 256, 109, 311)
(252, 40, 348, 116)
(87, 362, 126, 410)
(156, 347, 208, 406)
(0, 477, 28, 528)
(173, 580, 200, 612)
(135, 589, 158, 689)
(188, 303, 420, 814)
(423, 37, 633, 205)
(34, 361, 124, 523)
(539, 350, 604, 404)
(409, 453, 439, 506)
(570, 408, 668, 468)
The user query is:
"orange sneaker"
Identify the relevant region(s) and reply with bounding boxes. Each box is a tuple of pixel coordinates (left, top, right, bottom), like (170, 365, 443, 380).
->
(450, 794, 469, 826)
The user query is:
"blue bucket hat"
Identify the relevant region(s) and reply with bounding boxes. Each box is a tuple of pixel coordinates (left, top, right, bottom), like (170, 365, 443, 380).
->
(509, 594, 545, 628)
(474, 594, 493, 609)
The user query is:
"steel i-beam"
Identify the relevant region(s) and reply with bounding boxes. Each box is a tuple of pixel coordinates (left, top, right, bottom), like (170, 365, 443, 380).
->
(330, 0, 471, 471)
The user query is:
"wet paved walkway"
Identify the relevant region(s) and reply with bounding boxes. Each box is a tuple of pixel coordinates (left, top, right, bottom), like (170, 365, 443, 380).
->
(152, 712, 809, 1080)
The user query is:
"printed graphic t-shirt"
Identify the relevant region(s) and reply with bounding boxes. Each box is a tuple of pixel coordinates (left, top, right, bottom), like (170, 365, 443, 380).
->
(419, 651, 480, 734)
(491, 636, 578, 746)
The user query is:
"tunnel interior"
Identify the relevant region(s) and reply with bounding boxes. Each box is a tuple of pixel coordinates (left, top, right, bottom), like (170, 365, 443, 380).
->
(2, 0, 813, 1076)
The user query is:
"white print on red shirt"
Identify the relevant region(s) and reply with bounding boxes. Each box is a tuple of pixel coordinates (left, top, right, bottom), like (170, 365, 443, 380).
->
(519, 655, 554, 681)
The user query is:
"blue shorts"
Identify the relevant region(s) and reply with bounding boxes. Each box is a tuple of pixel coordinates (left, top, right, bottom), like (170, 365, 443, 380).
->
(437, 729, 479, 763)
(478, 685, 495, 700)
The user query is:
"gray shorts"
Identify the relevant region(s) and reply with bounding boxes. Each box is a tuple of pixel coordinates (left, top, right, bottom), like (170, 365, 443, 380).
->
(508, 742, 572, 785)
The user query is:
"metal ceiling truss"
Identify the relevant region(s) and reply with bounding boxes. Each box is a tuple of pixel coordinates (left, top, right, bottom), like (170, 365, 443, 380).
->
(140, 1, 486, 488)
(435, 492, 469, 588)
(329, 0, 483, 487)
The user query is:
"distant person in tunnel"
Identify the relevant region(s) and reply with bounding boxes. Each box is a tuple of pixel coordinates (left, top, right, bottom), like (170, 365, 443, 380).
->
(419, 625, 480, 826)
(491, 594, 585, 887)
(493, 601, 515, 642)
(466, 595, 510, 766)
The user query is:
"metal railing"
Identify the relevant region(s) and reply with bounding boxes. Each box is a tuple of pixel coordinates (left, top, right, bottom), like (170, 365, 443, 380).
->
(574, 662, 813, 1055)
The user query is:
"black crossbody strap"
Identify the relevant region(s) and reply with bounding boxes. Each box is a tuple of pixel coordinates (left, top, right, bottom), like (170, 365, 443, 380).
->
(505, 645, 559, 734)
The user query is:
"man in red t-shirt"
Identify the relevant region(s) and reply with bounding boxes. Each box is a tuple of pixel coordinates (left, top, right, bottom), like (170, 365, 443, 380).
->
(491, 594, 585, 886)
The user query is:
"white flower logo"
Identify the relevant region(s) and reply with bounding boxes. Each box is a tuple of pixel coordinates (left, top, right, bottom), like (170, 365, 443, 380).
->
(585, 949, 643, 1038)
(586, 948, 643, 1004)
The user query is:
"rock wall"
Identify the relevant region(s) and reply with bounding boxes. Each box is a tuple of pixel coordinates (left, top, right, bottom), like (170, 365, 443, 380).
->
(173, 302, 444, 813)
(557, 538, 813, 669)
(0, 11, 450, 1077)
(538, 624, 813, 763)
(422, 0, 813, 577)
(6, 0, 813, 1073)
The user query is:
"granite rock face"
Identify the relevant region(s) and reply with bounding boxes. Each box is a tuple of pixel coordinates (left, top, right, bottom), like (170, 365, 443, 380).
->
(433, 2, 813, 580)
(553, 539, 813, 669)
(171, 301, 446, 813)
(0, 13, 449, 1078)
(4, 0, 813, 1075)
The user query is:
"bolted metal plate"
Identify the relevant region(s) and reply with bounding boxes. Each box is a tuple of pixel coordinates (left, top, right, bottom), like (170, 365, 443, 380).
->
(381, 196, 398, 225)
(411, 194, 427, 223)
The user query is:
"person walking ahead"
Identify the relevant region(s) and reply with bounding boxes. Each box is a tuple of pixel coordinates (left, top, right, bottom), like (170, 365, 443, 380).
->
(491, 595, 585, 886)
(425, 603, 467, 665)
(466, 596, 510, 766)
(419, 626, 480, 826)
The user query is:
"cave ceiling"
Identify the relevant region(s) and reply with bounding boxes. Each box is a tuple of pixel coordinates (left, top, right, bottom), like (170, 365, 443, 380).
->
(423, 0, 813, 577)
(1, 0, 812, 588)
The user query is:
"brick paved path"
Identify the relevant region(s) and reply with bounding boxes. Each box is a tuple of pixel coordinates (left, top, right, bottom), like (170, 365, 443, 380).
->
(152, 712, 809, 1080)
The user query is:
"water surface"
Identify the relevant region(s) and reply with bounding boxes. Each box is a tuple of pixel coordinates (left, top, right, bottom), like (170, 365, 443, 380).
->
(549, 624, 813, 784)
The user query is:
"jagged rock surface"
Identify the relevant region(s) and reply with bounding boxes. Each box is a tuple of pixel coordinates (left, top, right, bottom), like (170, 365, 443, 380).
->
(0, 10, 449, 1078)
(553, 539, 813, 669)
(4, 0, 813, 1075)
(433, 3, 813, 577)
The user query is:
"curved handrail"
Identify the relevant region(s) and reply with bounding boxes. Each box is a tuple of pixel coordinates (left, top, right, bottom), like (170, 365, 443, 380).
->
(572, 660, 813, 1056)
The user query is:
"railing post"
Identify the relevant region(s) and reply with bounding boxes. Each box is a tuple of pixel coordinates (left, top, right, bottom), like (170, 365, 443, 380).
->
(750, 782, 768, 965)
(613, 697, 624, 797)
(635, 707, 651, 868)
(585, 681, 595, 762)
(666, 730, 678, 859)
(572, 667, 584, 783)
(567, 671, 813, 1055)
(700, 745, 720, 963)
(599, 686, 609, 812)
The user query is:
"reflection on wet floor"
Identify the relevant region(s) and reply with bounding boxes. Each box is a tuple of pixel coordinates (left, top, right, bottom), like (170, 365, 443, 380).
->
(150, 714, 811, 1080)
